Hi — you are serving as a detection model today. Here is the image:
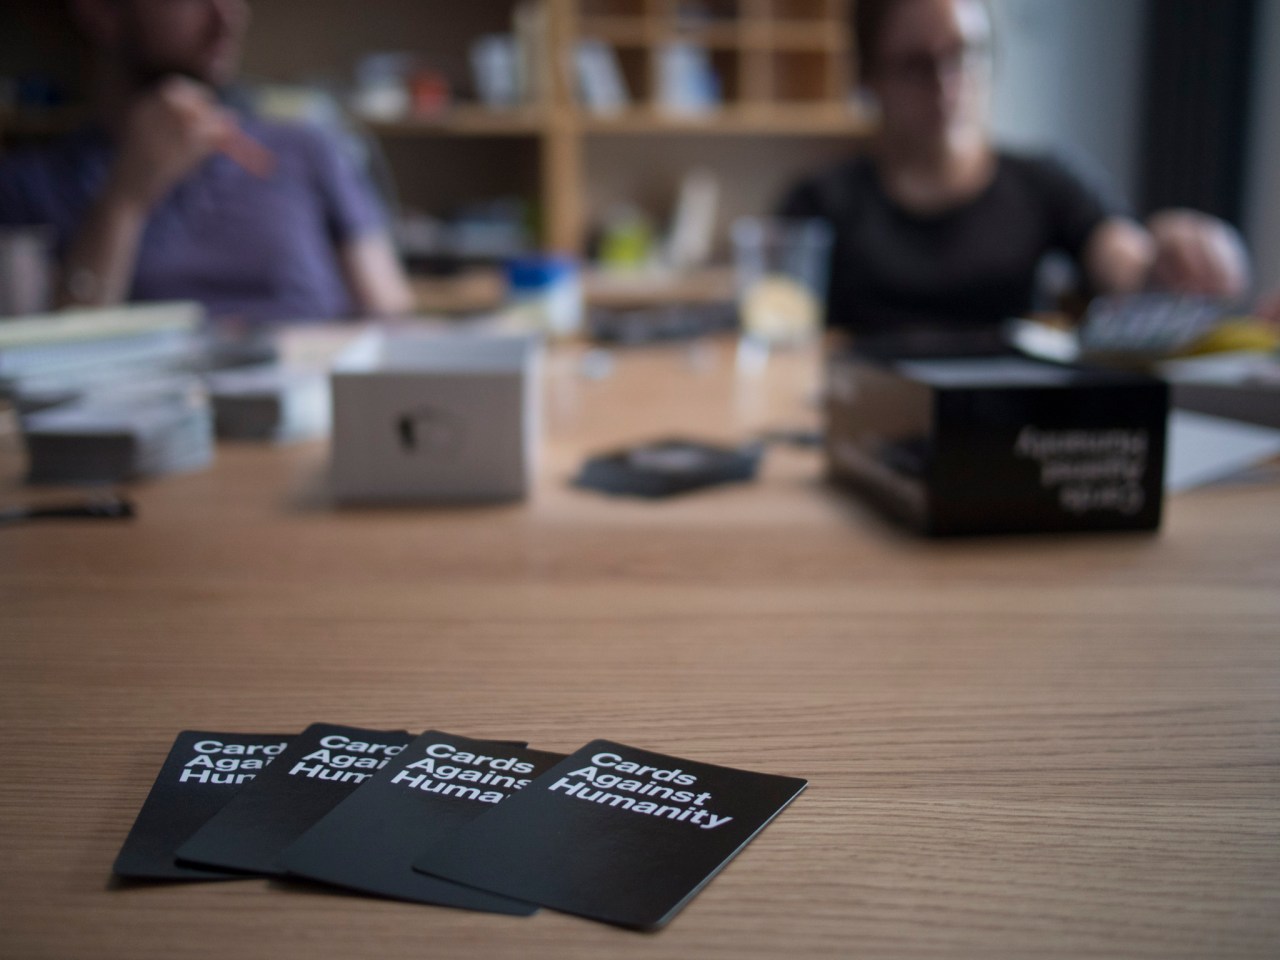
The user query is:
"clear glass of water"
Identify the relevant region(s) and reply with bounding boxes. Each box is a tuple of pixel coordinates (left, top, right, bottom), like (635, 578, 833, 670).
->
(731, 217, 832, 346)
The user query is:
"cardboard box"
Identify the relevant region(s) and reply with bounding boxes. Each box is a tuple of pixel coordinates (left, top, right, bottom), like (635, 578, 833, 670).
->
(825, 352, 1169, 536)
(206, 365, 329, 442)
(330, 330, 541, 503)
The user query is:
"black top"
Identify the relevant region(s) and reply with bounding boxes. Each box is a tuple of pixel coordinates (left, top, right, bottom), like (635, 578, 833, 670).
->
(779, 152, 1121, 333)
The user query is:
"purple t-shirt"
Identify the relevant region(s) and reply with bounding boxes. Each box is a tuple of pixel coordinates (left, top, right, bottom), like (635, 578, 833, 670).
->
(0, 116, 384, 324)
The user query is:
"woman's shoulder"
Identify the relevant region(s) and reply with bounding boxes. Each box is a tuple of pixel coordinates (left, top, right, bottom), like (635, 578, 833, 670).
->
(999, 148, 1128, 222)
(995, 149, 1117, 199)
(780, 154, 876, 219)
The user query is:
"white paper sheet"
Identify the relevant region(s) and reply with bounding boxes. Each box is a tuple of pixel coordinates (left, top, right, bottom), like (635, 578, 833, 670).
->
(1166, 410, 1280, 492)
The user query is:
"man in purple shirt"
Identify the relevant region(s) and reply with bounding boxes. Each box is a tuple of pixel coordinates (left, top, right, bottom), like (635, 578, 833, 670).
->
(0, 0, 413, 324)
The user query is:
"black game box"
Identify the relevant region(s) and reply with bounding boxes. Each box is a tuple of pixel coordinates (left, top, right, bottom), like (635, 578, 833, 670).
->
(825, 350, 1169, 536)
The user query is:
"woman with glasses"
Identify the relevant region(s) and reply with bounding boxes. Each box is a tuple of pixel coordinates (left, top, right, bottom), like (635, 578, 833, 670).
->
(781, 0, 1249, 335)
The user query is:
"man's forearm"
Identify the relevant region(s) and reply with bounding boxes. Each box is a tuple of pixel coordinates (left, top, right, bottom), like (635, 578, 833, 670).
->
(341, 233, 415, 317)
(57, 187, 148, 308)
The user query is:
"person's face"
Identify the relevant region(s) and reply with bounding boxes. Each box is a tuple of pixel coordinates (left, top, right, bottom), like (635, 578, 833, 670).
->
(112, 0, 250, 88)
(869, 0, 993, 145)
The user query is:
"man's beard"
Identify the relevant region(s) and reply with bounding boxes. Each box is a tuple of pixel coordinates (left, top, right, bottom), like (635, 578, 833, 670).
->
(128, 58, 226, 91)
(118, 32, 233, 92)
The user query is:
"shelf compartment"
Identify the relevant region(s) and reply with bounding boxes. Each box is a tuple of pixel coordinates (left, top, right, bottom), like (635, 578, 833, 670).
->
(667, 21, 747, 49)
(577, 16, 656, 45)
(768, 0, 842, 22)
(764, 20, 847, 50)
(668, 0, 744, 28)
(771, 48, 841, 102)
(580, 0, 652, 17)
(362, 107, 548, 138)
(577, 104, 871, 134)
(647, 42, 743, 115)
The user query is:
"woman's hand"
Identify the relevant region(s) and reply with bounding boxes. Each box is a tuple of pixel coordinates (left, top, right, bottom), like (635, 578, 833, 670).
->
(1146, 209, 1250, 299)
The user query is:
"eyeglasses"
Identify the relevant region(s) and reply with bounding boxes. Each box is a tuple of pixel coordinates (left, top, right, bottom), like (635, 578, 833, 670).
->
(878, 41, 992, 85)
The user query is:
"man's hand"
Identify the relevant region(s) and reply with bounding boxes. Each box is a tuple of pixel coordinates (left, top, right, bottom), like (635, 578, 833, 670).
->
(105, 76, 244, 211)
(1147, 209, 1251, 299)
(59, 76, 273, 308)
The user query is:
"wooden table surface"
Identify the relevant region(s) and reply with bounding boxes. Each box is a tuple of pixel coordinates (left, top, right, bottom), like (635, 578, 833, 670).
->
(1, 340, 1278, 959)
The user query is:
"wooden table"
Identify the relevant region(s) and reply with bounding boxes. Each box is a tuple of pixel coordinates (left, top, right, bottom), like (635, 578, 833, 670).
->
(409, 266, 736, 315)
(1, 340, 1277, 959)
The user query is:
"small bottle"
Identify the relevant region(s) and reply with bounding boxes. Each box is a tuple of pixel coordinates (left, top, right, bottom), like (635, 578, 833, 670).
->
(505, 256, 584, 339)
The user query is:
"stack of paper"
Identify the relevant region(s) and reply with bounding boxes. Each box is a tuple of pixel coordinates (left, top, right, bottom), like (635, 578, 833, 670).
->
(0, 302, 205, 408)
(1165, 409, 1280, 492)
(22, 378, 214, 485)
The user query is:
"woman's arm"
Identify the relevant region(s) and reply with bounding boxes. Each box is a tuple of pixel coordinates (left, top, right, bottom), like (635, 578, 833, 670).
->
(1082, 209, 1251, 300)
(1145, 209, 1250, 299)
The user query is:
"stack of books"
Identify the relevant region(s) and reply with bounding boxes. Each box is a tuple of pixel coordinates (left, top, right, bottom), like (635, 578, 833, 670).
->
(0, 302, 205, 410)
(1, 302, 217, 484)
(21, 376, 215, 485)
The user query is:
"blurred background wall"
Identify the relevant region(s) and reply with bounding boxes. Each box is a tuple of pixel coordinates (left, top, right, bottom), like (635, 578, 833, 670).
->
(1246, 0, 1280, 292)
(989, 0, 1277, 297)
(988, 0, 1149, 206)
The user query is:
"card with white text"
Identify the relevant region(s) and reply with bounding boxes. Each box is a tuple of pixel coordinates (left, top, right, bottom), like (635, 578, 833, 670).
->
(113, 730, 294, 881)
(411, 739, 807, 930)
(175, 723, 412, 876)
(280, 730, 562, 914)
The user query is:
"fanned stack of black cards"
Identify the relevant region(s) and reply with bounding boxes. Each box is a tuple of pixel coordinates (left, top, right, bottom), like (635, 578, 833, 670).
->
(114, 723, 806, 931)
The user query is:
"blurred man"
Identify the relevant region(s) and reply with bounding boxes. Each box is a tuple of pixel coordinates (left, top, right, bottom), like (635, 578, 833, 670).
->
(0, 0, 414, 323)
(782, 0, 1250, 334)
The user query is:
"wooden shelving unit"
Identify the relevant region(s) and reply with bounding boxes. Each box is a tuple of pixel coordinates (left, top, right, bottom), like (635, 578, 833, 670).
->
(542, 0, 868, 251)
(575, 106, 863, 135)
(572, 0, 855, 112)
(2, 0, 871, 265)
(360, 108, 549, 139)
(342, 0, 868, 255)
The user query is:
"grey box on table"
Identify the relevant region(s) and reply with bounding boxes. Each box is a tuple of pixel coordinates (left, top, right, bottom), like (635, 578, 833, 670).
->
(330, 330, 542, 504)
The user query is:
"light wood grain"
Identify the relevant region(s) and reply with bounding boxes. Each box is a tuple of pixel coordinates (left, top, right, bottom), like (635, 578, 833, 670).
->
(1, 340, 1278, 959)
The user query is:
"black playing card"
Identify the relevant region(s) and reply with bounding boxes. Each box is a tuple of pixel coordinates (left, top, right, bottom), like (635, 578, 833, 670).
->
(412, 739, 807, 930)
(279, 731, 563, 915)
(574, 439, 763, 498)
(112, 730, 294, 881)
(174, 723, 413, 876)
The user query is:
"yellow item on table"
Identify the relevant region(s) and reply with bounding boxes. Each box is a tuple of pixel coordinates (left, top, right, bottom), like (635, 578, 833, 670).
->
(741, 275, 822, 343)
(1179, 319, 1280, 357)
